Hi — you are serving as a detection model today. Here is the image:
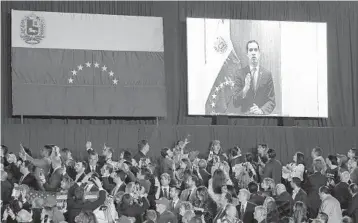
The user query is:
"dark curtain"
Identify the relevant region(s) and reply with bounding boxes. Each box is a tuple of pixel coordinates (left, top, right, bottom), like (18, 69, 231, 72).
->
(2, 124, 358, 165)
(1, 1, 358, 126)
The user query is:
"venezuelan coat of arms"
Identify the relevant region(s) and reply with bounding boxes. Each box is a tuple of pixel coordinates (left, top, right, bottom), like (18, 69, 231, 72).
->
(20, 13, 45, 45)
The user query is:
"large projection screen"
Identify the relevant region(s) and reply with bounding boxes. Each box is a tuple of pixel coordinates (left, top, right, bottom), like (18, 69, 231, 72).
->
(187, 18, 327, 118)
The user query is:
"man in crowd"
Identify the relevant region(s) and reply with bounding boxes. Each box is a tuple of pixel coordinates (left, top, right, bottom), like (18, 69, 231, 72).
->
(156, 197, 177, 223)
(319, 186, 342, 223)
(333, 171, 351, 210)
(262, 148, 282, 184)
(134, 139, 150, 163)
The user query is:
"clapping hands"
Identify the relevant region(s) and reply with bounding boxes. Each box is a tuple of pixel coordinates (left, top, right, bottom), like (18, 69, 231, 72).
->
(249, 104, 264, 115)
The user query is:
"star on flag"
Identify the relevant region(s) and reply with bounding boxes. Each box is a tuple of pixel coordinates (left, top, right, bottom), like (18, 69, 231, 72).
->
(211, 102, 215, 108)
(212, 94, 217, 99)
(68, 62, 119, 85)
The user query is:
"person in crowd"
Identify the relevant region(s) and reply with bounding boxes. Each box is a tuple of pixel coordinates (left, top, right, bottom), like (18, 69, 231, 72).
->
(291, 201, 308, 223)
(347, 148, 357, 172)
(248, 182, 265, 205)
(308, 147, 327, 175)
(228, 146, 245, 168)
(218, 203, 241, 223)
(99, 146, 114, 169)
(156, 197, 178, 223)
(107, 169, 127, 196)
(60, 147, 76, 179)
(73, 161, 87, 183)
(86, 151, 101, 177)
(180, 174, 199, 202)
(257, 144, 269, 179)
(193, 186, 217, 223)
(326, 155, 340, 186)
(253, 205, 267, 223)
(117, 192, 150, 222)
(67, 176, 106, 222)
(198, 159, 211, 187)
(291, 177, 307, 204)
(19, 160, 40, 190)
(337, 153, 349, 173)
(174, 158, 192, 188)
(318, 186, 342, 223)
(159, 147, 175, 177)
(207, 140, 228, 173)
(275, 183, 293, 218)
(282, 152, 305, 193)
(265, 199, 279, 223)
(4, 152, 22, 184)
(304, 159, 327, 218)
(333, 171, 351, 210)
(262, 148, 282, 184)
(144, 209, 157, 223)
(20, 144, 52, 178)
(347, 183, 358, 222)
(156, 173, 171, 199)
(317, 212, 329, 223)
(237, 188, 256, 223)
(1, 170, 13, 209)
(349, 157, 358, 184)
(261, 177, 276, 197)
(169, 186, 182, 217)
(134, 139, 150, 163)
(1, 145, 9, 167)
(40, 156, 64, 192)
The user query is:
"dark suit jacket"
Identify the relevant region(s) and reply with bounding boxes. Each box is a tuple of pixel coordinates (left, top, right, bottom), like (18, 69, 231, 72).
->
(199, 168, 211, 187)
(249, 193, 265, 206)
(179, 187, 197, 202)
(159, 157, 174, 177)
(85, 164, 101, 178)
(333, 182, 351, 210)
(237, 201, 256, 223)
(157, 210, 178, 223)
(5, 163, 21, 184)
(133, 151, 146, 163)
(348, 194, 358, 222)
(231, 65, 276, 115)
(276, 191, 294, 217)
(262, 158, 282, 184)
(169, 199, 182, 216)
(303, 172, 327, 218)
(43, 167, 63, 192)
(20, 173, 40, 190)
(1, 180, 13, 205)
(293, 188, 308, 205)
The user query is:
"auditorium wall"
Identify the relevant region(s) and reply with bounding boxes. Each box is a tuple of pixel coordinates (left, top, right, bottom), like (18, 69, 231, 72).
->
(1, 2, 358, 163)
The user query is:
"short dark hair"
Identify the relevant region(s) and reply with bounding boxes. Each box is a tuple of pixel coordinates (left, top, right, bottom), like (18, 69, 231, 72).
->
(138, 140, 148, 151)
(161, 147, 171, 158)
(313, 147, 323, 157)
(248, 182, 258, 193)
(246, 40, 260, 52)
(245, 153, 254, 163)
(267, 149, 276, 159)
(140, 167, 152, 180)
(43, 145, 53, 156)
(328, 155, 338, 166)
(319, 186, 330, 194)
(350, 148, 357, 155)
(295, 152, 305, 165)
(258, 144, 268, 149)
(230, 146, 240, 157)
(23, 160, 35, 172)
(61, 148, 71, 154)
(1, 145, 8, 155)
(103, 164, 113, 174)
(88, 151, 98, 158)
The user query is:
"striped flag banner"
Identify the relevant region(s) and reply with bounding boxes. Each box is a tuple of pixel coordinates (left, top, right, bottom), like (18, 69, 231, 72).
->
(11, 10, 166, 117)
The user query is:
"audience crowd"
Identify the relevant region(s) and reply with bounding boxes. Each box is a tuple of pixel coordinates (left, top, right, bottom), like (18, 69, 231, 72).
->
(1, 140, 358, 223)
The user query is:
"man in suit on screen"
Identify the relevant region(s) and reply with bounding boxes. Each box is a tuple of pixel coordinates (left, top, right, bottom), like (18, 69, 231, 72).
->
(229, 40, 276, 115)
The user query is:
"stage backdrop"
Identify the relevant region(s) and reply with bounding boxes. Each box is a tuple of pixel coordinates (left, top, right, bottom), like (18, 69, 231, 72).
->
(1, 1, 358, 126)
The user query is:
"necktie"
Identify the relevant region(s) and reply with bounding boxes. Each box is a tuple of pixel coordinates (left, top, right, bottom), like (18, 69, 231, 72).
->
(187, 189, 192, 201)
(164, 188, 168, 198)
(251, 68, 257, 91)
(240, 204, 245, 219)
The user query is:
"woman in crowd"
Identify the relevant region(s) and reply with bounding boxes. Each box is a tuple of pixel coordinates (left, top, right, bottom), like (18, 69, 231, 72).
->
(265, 200, 279, 223)
(261, 178, 276, 197)
(291, 201, 308, 223)
(282, 152, 305, 193)
(216, 203, 242, 223)
(207, 140, 228, 173)
(193, 186, 217, 223)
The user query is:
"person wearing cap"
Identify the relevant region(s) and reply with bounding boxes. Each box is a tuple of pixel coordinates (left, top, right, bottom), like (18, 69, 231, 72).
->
(41, 196, 65, 223)
(156, 197, 177, 223)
